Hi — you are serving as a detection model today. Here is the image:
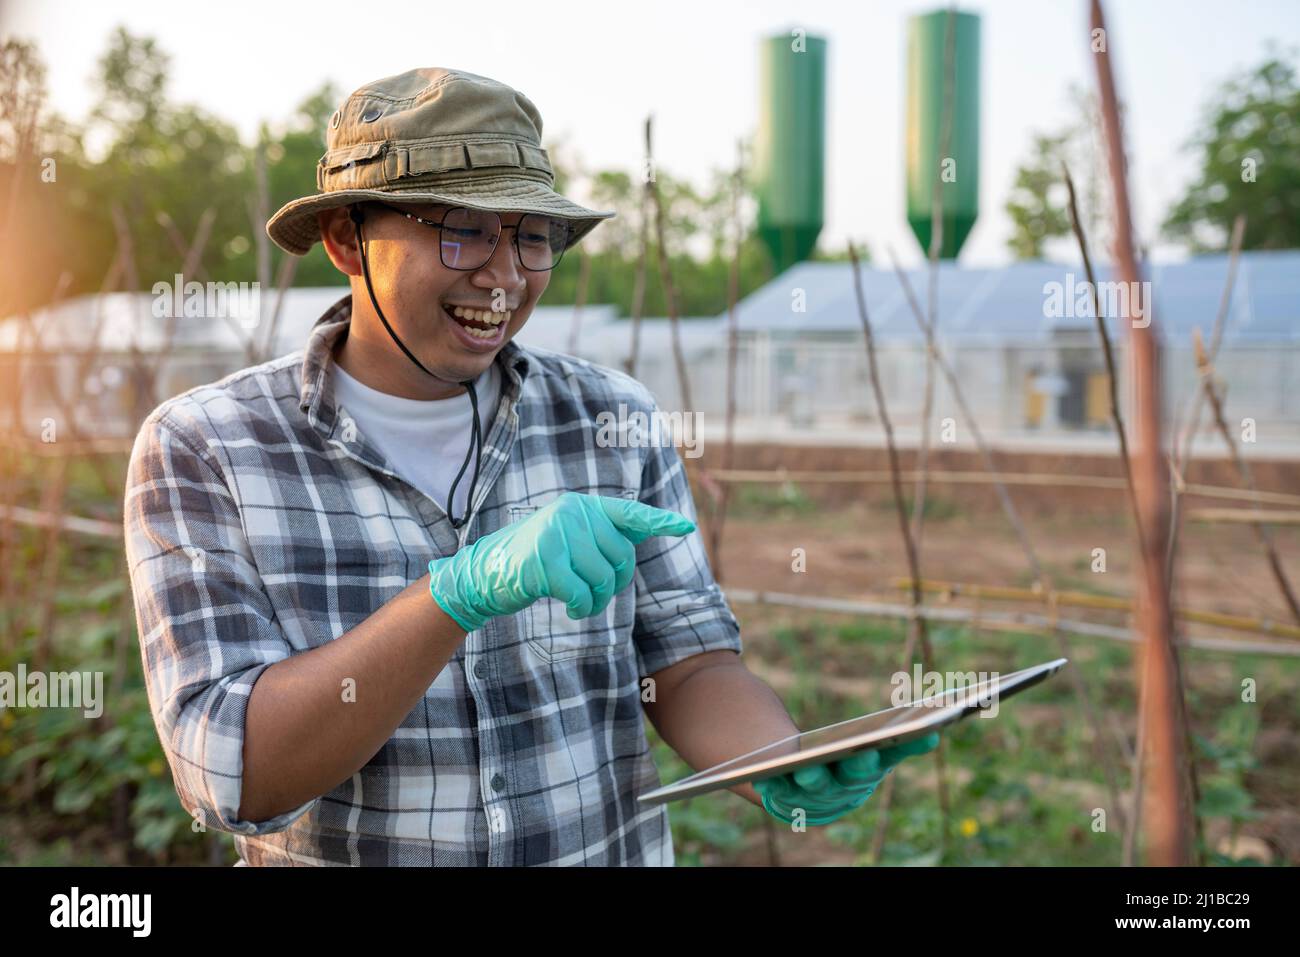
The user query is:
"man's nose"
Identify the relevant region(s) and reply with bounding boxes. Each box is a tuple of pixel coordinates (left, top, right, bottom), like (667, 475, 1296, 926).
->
(476, 226, 528, 282)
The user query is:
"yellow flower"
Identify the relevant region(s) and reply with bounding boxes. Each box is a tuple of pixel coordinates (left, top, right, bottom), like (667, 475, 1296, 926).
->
(148, 759, 165, 776)
(959, 817, 979, 838)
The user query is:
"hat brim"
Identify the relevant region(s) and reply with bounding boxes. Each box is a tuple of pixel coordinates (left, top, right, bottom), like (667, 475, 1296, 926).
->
(266, 176, 617, 257)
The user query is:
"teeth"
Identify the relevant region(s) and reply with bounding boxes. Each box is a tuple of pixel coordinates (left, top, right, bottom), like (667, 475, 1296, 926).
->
(450, 305, 511, 326)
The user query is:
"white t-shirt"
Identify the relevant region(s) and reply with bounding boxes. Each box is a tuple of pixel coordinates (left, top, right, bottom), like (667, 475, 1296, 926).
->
(332, 360, 501, 522)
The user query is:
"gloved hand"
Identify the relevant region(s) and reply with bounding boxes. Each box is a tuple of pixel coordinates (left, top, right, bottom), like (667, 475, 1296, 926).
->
(754, 732, 941, 826)
(428, 491, 695, 632)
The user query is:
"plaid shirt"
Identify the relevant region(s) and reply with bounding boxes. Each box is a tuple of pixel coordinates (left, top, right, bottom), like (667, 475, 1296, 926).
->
(124, 294, 742, 866)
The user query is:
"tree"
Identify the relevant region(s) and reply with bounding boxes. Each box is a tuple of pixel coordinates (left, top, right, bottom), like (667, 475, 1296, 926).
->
(0, 38, 47, 161)
(5, 30, 775, 319)
(1004, 85, 1110, 261)
(1163, 53, 1300, 252)
(265, 81, 347, 287)
(0, 38, 51, 315)
(26, 27, 254, 296)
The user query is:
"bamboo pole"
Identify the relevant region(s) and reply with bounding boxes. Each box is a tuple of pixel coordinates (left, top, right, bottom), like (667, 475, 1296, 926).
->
(849, 241, 951, 862)
(646, 116, 694, 416)
(108, 205, 155, 427)
(887, 249, 1050, 584)
(256, 248, 299, 364)
(156, 210, 254, 358)
(0, 505, 123, 539)
(1193, 333, 1300, 624)
(1166, 215, 1246, 586)
(1187, 508, 1300, 526)
(625, 116, 652, 377)
(32, 454, 69, 671)
(152, 207, 216, 386)
(1063, 163, 1144, 553)
(3, 265, 119, 648)
(16, 437, 136, 456)
(706, 139, 747, 582)
(892, 577, 1300, 642)
(697, 466, 1300, 508)
(248, 131, 272, 366)
(887, 244, 1128, 837)
(725, 587, 1300, 658)
(18, 271, 122, 497)
(566, 247, 591, 357)
(1064, 157, 1197, 860)
(1091, 0, 1190, 866)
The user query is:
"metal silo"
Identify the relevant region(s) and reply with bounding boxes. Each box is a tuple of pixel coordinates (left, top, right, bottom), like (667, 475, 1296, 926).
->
(755, 32, 827, 275)
(905, 9, 980, 259)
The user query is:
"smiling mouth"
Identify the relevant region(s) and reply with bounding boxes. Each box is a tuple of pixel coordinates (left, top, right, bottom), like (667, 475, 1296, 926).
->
(445, 303, 512, 338)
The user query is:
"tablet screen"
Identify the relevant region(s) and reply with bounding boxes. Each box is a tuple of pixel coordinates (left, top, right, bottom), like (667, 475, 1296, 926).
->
(637, 657, 1068, 805)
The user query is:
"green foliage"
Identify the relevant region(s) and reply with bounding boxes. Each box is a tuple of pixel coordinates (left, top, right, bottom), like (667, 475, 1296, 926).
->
(11, 29, 776, 321)
(897, 493, 961, 522)
(0, 646, 203, 862)
(1163, 53, 1300, 252)
(729, 481, 818, 519)
(647, 734, 752, 866)
(0, 456, 213, 865)
(541, 158, 773, 316)
(0, 38, 48, 156)
(263, 80, 348, 289)
(658, 606, 1297, 866)
(1005, 130, 1075, 260)
(1195, 707, 1259, 822)
(1009, 53, 1300, 259)
(834, 619, 904, 647)
(1003, 85, 1108, 261)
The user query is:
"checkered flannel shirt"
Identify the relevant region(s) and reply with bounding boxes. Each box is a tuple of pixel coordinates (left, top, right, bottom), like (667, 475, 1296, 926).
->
(124, 294, 743, 866)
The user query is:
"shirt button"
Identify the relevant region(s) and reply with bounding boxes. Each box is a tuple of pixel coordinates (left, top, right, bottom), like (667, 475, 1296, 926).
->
(474, 659, 488, 679)
(490, 773, 506, 793)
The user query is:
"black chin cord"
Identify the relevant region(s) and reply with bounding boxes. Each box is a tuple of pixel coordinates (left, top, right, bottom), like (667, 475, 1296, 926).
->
(350, 205, 483, 529)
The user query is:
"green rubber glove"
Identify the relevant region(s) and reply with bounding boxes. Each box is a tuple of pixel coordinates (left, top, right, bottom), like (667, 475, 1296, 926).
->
(754, 732, 941, 826)
(428, 491, 696, 632)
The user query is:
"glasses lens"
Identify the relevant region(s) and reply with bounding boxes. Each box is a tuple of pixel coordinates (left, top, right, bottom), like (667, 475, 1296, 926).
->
(440, 207, 501, 269)
(517, 214, 571, 270)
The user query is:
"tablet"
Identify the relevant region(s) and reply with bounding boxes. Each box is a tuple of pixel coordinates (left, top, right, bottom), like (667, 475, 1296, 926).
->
(637, 657, 1068, 806)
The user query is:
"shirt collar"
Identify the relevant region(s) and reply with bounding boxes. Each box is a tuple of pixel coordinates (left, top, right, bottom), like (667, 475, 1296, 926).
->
(298, 292, 531, 439)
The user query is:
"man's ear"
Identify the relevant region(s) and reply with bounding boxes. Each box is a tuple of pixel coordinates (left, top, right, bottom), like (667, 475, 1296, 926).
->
(318, 206, 363, 277)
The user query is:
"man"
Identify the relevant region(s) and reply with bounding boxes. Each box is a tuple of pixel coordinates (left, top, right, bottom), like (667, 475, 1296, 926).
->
(124, 67, 936, 866)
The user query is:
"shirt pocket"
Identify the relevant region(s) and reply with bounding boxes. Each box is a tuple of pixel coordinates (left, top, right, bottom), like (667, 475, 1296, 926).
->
(507, 487, 639, 663)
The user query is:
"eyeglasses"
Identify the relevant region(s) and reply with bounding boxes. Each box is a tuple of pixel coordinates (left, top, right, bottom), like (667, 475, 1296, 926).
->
(368, 201, 571, 272)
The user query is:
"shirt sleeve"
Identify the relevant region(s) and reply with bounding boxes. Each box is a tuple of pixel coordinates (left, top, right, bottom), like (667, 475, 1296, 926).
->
(124, 409, 319, 836)
(630, 400, 743, 677)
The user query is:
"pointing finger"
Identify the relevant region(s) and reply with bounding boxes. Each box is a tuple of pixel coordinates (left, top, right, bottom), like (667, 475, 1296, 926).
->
(596, 496, 695, 545)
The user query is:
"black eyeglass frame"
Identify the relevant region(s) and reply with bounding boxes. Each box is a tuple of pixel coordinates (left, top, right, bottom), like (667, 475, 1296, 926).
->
(365, 201, 571, 272)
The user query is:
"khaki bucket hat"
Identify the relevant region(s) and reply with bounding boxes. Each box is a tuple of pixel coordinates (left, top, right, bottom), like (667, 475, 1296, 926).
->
(266, 67, 615, 256)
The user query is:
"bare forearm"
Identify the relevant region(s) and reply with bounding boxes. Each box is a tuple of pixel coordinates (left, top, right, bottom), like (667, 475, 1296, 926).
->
(238, 573, 465, 822)
(645, 658, 798, 808)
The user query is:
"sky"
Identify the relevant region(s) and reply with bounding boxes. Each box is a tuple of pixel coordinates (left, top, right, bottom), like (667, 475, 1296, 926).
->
(3, 0, 1299, 266)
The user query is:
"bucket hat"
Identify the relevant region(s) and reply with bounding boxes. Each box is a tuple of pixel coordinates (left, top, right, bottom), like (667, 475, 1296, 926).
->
(266, 67, 615, 256)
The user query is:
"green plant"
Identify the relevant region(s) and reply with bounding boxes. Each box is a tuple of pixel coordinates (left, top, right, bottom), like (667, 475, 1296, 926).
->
(731, 481, 818, 520)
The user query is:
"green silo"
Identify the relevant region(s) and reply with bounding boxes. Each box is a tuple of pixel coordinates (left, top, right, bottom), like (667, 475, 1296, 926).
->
(905, 10, 980, 259)
(755, 32, 827, 275)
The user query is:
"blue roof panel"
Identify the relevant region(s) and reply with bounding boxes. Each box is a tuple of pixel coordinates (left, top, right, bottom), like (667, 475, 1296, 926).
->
(732, 251, 1300, 344)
